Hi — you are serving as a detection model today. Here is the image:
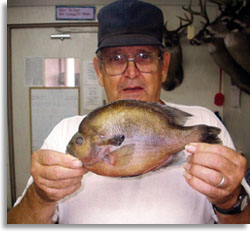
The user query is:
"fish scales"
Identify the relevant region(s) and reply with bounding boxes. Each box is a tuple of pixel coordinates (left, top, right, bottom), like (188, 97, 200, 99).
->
(66, 100, 221, 177)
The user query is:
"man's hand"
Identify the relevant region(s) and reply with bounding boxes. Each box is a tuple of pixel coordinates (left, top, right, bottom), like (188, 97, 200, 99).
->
(183, 143, 247, 209)
(7, 149, 87, 224)
(31, 149, 88, 202)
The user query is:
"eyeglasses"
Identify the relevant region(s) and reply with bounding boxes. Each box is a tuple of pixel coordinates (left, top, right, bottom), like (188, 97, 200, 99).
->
(98, 52, 162, 76)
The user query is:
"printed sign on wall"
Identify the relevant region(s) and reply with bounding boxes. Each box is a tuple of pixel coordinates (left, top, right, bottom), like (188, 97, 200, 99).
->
(56, 6, 95, 20)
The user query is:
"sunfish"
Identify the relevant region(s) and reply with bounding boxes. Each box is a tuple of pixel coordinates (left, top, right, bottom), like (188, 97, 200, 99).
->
(66, 100, 221, 177)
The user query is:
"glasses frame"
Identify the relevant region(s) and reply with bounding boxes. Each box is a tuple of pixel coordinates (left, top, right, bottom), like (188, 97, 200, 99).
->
(98, 52, 163, 76)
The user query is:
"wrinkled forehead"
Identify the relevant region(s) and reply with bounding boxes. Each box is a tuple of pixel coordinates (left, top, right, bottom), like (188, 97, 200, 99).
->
(99, 45, 161, 56)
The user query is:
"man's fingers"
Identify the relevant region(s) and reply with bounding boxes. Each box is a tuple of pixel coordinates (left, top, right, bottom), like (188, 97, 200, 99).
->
(184, 143, 247, 207)
(33, 149, 82, 169)
(183, 172, 227, 200)
(30, 149, 89, 202)
(186, 152, 235, 175)
(35, 182, 82, 202)
(37, 176, 83, 189)
(183, 162, 225, 188)
(39, 165, 86, 181)
(185, 143, 246, 166)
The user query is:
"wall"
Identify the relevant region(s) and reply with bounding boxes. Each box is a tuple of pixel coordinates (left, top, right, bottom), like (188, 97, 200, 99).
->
(9, 1, 225, 115)
(223, 76, 250, 169)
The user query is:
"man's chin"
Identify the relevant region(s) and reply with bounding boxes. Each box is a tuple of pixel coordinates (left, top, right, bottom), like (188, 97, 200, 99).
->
(119, 91, 147, 101)
(119, 95, 145, 101)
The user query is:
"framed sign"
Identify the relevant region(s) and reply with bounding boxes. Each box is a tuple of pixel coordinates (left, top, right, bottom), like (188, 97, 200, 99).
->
(29, 87, 80, 153)
(56, 6, 95, 20)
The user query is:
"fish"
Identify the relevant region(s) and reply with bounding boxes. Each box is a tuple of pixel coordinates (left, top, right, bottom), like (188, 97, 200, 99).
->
(66, 100, 221, 177)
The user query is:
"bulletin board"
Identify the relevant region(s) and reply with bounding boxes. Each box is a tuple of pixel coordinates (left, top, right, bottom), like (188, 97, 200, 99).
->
(29, 87, 80, 153)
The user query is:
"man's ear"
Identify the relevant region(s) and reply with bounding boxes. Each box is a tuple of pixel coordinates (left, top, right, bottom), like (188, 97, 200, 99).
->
(93, 56, 104, 86)
(161, 51, 171, 83)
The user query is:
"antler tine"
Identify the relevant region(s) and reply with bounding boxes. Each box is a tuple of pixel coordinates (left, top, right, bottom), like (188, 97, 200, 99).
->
(208, 0, 227, 12)
(199, 0, 210, 25)
(182, 0, 194, 22)
(208, 0, 243, 14)
(208, 0, 231, 7)
(176, 14, 193, 32)
(174, 0, 194, 32)
(182, 0, 198, 17)
(183, 0, 210, 25)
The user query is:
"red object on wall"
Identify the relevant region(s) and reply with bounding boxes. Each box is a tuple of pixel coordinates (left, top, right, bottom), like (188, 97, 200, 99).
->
(214, 68, 225, 106)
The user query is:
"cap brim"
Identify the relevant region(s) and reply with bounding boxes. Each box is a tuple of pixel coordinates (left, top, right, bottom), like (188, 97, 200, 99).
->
(96, 34, 163, 53)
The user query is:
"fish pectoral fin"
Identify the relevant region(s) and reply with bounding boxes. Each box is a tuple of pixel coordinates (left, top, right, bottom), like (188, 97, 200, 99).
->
(102, 144, 135, 166)
(107, 134, 125, 146)
(102, 153, 116, 165)
(93, 134, 125, 146)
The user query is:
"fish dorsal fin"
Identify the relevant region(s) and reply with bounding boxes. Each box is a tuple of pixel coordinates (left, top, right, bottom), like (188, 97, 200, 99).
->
(147, 102, 192, 126)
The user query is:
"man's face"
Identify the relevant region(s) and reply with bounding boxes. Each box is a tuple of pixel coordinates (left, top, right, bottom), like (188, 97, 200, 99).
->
(93, 46, 170, 103)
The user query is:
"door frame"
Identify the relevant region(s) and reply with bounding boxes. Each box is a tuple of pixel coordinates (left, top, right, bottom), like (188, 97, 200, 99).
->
(7, 22, 98, 205)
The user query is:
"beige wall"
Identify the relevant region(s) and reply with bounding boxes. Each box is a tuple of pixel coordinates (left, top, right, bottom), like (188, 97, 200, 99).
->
(8, 2, 224, 114)
(223, 76, 250, 169)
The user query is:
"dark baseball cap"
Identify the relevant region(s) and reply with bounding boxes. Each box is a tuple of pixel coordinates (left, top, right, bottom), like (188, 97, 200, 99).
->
(96, 0, 165, 53)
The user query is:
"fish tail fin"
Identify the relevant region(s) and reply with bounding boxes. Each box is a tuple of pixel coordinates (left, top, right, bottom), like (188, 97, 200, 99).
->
(196, 125, 222, 144)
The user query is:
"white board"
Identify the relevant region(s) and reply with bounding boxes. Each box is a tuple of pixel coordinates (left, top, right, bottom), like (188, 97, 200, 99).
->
(30, 88, 79, 153)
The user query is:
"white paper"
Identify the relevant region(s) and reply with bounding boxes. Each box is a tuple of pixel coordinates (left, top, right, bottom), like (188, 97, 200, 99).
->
(83, 61, 99, 85)
(31, 88, 79, 152)
(83, 85, 103, 110)
(83, 61, 103, 110)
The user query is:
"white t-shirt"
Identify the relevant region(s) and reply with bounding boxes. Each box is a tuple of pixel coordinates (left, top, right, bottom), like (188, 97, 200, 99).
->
(15, 102, 235, 224)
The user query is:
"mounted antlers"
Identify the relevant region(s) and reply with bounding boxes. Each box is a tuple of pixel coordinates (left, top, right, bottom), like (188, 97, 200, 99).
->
(162, 0, 250, 94)
(162, 0, 194, 91)
(209, 0, 243, 13)
(188, 0, 250, 94)
(163, 0, 194, 46)
(176, 0, 194, 33)
(184, 0, 210, 26)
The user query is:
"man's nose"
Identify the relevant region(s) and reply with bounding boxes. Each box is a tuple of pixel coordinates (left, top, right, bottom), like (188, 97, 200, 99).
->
(125, 59, 138, 79)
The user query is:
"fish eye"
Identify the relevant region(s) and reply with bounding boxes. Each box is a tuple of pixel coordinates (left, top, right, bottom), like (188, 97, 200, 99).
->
(75, 136, 83, 145)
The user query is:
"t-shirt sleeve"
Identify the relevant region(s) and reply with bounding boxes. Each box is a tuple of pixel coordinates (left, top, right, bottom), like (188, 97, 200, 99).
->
(13, 116, 83, 223)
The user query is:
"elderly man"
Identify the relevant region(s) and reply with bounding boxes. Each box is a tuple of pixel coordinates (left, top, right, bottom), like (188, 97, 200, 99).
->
(8, 0, 249, 224)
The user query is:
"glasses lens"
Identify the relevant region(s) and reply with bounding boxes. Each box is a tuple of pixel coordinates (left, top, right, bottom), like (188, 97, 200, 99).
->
(101, 52, 160, 76)
(102, 54, 127, 76)
(136, 52, 157, 73)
